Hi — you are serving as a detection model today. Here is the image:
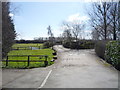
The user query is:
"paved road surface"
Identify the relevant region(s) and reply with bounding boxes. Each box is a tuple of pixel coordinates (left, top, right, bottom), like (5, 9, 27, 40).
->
(2, 45, 118, 88)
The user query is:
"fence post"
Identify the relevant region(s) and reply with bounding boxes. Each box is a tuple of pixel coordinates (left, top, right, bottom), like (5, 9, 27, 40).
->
(28, 56, 30, 66)
(6, 56, 8, 66)
(44, 56, 48, 67)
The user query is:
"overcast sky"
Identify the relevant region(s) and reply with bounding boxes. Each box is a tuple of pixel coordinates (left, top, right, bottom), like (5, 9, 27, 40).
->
(10, 2, 93, 40)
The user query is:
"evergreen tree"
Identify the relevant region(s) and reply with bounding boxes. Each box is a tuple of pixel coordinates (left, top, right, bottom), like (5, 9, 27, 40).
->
(2, 2, 16, 58)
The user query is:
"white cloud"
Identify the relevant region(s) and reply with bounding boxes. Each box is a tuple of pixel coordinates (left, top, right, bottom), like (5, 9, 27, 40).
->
(80, 16, 90, 21)
(85, 0, 119, 2)
(59, 25, 71, 31)
(59, 13, 90, 31)
(67, 13, 81, 22)
(66, 13, 90, 23)
(9, 13, 14, 17)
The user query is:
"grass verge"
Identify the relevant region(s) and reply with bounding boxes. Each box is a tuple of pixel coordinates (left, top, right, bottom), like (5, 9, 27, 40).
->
(2, 44, 54, 69)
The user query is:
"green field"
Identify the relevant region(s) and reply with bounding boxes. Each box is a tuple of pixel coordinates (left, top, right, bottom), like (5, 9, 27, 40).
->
(2, 43, 55, 68)
(12, 43, 43, 47)
(12, 43, 43, 50)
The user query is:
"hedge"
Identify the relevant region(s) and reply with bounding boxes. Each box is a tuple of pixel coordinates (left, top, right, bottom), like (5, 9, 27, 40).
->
(63, 40, 95, 49)
(105, 41, 120, 70)
(43, 42, 54, 48)
(62, 41, 71, 48)
(95, 40, 108, 59)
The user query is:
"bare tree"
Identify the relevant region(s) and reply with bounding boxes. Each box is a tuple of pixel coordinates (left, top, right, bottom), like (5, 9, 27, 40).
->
(47, 25, 54, 44)
(61, 22, 72, 43)
(88, 2, 112, 40)
(47, 26, 53, 37)
(62, 29, 72, 42)
(91, 29, 100, 40)
(89, 1, 120, 40)
(72, 23, 85, 41)
(117, 1, 120, 40)
(109, 2, 119, 40)
(62, 21, 85, 42)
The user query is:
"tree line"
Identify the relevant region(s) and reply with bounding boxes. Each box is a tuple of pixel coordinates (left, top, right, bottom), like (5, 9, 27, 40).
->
(90, 1, 120, 40)
(61, 1, 120, 42)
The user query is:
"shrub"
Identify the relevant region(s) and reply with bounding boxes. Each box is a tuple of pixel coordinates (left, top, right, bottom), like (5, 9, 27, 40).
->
(105, 41, 120, 70)
(95, 40, 108, 59)
(63, 40, 95, 49)
(62, 41, 71, 48)
(70, 41, 80, 49)
(43, 42, 53, 48)
(85, 41, 95, 49)
(79, 40, 95, 49)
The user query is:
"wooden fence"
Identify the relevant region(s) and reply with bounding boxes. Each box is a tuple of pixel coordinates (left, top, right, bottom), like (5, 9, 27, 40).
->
(2, 55, 49, 67)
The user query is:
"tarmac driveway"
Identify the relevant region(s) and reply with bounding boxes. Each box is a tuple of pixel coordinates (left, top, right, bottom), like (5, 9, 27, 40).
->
(43, 45, 118, 88)
(2, 45, 119, 88)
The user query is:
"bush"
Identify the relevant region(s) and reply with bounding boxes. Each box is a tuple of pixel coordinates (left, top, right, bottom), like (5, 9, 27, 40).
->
(43, 42, 53, 48)
(62, 41, 71, 48)
(70, 41, 79, 49)
(79, 40, 95, 49)
(63, 40, 95, 49)
(95, 40, 108, 59)
(105, 41, 120, 70)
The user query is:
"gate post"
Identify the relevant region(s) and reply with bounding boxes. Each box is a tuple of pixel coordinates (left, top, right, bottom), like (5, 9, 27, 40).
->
(28, 56, 30, 66)
(44, 55, 48, 67)
(6, 56, 8, 66)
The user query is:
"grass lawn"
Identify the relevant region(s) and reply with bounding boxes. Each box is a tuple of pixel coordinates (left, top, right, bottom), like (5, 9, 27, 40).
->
(2, 44, 55, 69)
(12, 43, 43, 50)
